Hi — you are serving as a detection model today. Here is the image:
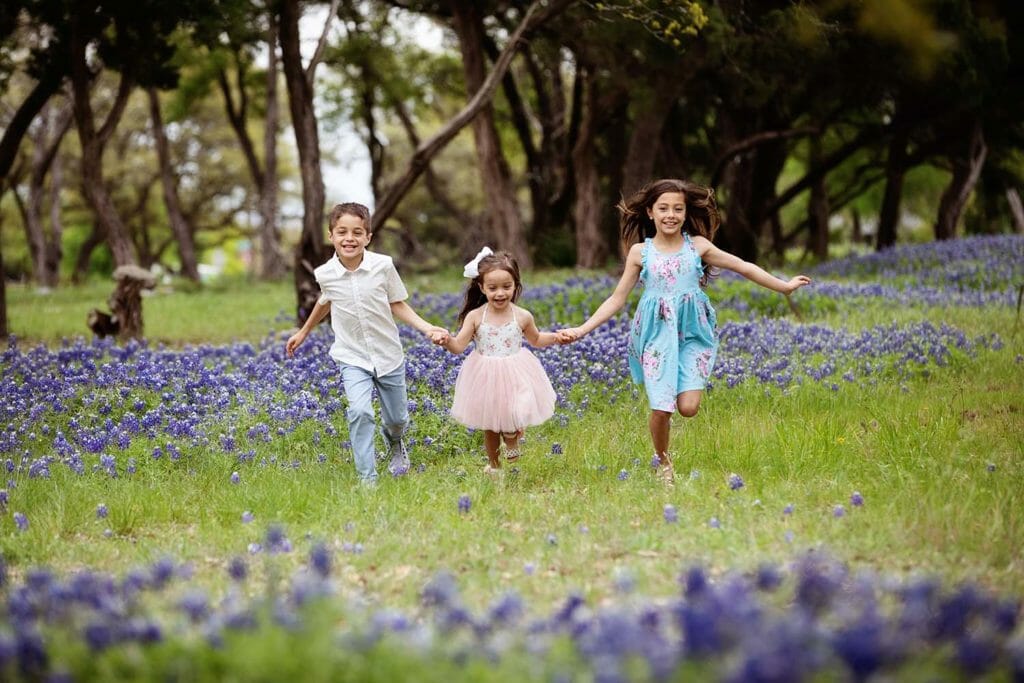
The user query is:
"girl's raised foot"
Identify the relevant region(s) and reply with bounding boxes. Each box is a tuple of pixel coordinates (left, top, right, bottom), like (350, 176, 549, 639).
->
(656, 455, 675, 486)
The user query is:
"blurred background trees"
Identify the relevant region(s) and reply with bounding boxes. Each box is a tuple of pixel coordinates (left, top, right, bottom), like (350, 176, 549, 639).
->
(1, 0, 1022, 327)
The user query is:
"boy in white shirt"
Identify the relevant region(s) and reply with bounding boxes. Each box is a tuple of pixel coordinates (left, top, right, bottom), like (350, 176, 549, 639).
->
(286, 203, 448, 484)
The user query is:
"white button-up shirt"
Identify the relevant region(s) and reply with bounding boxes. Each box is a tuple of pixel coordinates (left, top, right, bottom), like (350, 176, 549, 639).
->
(315, 251, 409, 375)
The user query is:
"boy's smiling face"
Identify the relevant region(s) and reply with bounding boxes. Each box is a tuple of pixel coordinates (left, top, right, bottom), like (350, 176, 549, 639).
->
(330, 214, 371, 269)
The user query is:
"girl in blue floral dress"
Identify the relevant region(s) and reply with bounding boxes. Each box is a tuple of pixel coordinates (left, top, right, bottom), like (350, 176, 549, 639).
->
(560, 179, 811, 484)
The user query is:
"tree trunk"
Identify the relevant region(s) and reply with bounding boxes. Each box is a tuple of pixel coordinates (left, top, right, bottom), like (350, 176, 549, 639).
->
(69, 13, 137, 267)
(571, 68, 608, 268)
(371, 0, 569, 234)
(449, 0, 529, 265)
(23, 101, 72, 287)
(1007, 188, 1024, 233)
(110, 265, 156, 341)
(0, 225, 6, 338)
(934, 121, 987, 241)
(877, 126, 909, 250)
(808, 137, 830, 261)
(279, 0, 332, 320)
(147, 88, 201, 281)
(620, 76, 683, 196)
(716, 112, 758, 262)
(0, 71, 64, 185)
(259, 9, 285, 279)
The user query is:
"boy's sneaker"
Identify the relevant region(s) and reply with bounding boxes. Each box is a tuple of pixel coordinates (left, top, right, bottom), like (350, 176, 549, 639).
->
(387, 440, 411, 476)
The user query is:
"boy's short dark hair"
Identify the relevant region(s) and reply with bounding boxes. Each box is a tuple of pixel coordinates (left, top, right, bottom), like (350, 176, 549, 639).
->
(327, 203, 372, 233)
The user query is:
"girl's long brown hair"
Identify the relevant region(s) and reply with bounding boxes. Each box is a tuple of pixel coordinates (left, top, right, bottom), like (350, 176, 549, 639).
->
(616, 178, 721, 286)
(456, 251, 523, 325)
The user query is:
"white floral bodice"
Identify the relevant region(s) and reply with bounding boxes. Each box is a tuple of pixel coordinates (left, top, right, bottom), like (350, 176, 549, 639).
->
(475, 306, 522, 358)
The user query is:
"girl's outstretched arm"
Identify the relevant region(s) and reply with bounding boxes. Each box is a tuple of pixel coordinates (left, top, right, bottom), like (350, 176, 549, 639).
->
(692, 236, 812, 295)
(442, 309, 480, 354)
(520, 308, 558, 348)
(559, 243, 643, 341)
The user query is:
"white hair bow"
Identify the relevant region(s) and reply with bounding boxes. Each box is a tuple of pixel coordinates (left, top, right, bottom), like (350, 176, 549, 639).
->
(463, 246, 494, 278)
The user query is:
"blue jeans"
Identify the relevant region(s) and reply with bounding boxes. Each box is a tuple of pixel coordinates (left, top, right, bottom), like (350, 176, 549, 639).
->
(339, 362, 409, 482)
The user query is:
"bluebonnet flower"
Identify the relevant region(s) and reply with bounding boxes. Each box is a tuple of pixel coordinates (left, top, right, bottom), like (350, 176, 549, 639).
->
(227, 557, 247, 582)
(708, 517, 721, 529)
(13, 512, 28, 531)
(230, 471, 240, 484)
(309, 543, 332, 578)
(617, 469, 629, 481)
(728, 473, 744, 490)
(96, 503, 108, 519)
(850, 491, 864, 507)
(524, 562, 536, 575)
(783, 503, 794, 515)
(458, 494, 471, 514)
(833, 505, 846, 518)
(547, 533, 558, 545)
(247, 543, 262, 554)
(551, 443, 563, 455)
(986, 463, 996, 472)
(241, 511, 254, 524)
(664, 504, 678, 523)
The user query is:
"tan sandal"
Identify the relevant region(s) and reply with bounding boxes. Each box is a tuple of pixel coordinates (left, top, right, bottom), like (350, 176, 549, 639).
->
(656, 455, 675, 486)
(505, 447, 521, 462)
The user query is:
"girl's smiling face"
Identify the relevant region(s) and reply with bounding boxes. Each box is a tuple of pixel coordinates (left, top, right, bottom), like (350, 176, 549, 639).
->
(480, 268, 516, 311)
(647, 192, 686, 237)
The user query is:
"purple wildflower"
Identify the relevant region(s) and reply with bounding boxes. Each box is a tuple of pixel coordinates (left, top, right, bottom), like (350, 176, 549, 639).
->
(241, 511, 254, 524)
(458, 494, 471, 514)
(96, 503, 108, 519)
(709, 516, 721, 529)
(13, 512, 28, 531)
(551, 443, 563, 455)
(227, 557, 248, 581)
(617, 469, 629, 480)
(664, 504, 678, 523)
(833, 505, 846, 518)
(728, 473, 745, 490)
(850, 491, 865, 507)
(230, 471, 240, 484)
(783, 504, 794, 515)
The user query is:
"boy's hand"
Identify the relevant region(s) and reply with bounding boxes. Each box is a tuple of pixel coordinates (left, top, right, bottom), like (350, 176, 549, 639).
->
(285, 330, 307, 357)
(427, 326, 449, 346)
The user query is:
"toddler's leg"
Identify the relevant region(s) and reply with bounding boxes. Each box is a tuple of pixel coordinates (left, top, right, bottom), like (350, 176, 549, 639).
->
(501, 430, 523, 461)
(339, 365, 378, 483)
(376, 363, 410, 475)
(483, 430, 501, 471)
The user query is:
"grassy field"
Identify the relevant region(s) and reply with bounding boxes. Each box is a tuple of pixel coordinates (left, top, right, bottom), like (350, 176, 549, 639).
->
(2, 239, 1023, 680)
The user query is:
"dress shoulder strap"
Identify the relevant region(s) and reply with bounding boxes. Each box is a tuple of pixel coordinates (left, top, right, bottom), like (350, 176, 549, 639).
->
(481, 305, 488, 324)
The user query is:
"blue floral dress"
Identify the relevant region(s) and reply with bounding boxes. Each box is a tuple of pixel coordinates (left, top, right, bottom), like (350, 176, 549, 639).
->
(628, 235, 718, 411)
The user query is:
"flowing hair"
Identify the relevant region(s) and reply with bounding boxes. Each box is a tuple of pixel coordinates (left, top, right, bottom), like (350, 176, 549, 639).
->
(456, 251, 523, 325)
(616, 178, 721, 286)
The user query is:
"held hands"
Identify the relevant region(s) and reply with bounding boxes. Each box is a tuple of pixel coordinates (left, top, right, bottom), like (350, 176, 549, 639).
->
(427, 326, 450, 346)
(783, 275, 813, 295)
(285, 330, 307, 358)
(556, 328, 582, 344)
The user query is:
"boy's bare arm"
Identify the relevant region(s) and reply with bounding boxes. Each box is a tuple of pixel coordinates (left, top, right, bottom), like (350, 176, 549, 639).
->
(286, 299, 331, 356)
(390, 300, 447, 338)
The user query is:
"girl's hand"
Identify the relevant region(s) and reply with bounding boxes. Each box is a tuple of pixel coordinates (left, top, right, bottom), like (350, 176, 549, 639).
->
(784, 275, 812, 295)
(428, 327, 450, 346)
(557, 328, 581, 343)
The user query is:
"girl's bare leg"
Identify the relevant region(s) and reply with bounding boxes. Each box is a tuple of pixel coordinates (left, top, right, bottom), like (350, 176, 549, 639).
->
(649, 410, 672, 462)
(483, 430, 501, 469)
(677, 390, 703, 418)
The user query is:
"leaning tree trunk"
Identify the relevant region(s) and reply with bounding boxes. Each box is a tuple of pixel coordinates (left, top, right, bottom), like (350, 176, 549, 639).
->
(69, 13, 137, 267)
(934, 121, 987, 241)
(279, 0, 334, 321)
(571, 68, 608, 268)
(45, 140, 66, 287)
(147, 88, 201, 281)
(23, 99, 71, 287)
(1007, 188, 1024, 233)
(449, 0, 529, 266)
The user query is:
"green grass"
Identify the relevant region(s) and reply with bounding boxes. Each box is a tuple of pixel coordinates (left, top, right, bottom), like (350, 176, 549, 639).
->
(2, 272, 1022, 617)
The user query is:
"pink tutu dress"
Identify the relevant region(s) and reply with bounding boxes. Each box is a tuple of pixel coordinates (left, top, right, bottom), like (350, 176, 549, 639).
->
(450, 306, 556, 433)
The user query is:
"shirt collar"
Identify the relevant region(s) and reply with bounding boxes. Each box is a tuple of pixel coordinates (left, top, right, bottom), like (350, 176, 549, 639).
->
(334, 251, 372, 273)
